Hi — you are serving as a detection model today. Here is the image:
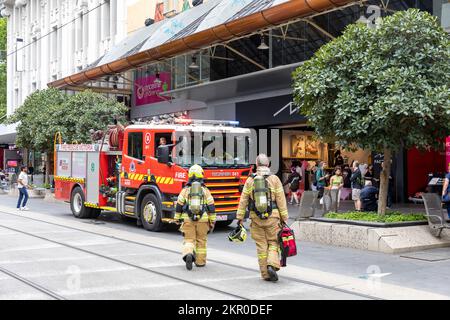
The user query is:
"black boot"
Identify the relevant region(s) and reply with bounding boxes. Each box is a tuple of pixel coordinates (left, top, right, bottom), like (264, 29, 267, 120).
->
(267, 266, 278, 282)
(185, 254, 193, 271)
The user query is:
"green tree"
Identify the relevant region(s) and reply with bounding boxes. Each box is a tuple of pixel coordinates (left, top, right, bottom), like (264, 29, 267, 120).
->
(0, 17, 7, 123)
(57, 90, 127, 144)
(6, 88, 128, 182)
(6, 88, 65, 152)
(293, 9, 450, 215)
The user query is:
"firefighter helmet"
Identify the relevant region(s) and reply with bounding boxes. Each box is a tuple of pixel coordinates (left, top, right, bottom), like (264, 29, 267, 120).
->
(188, 164, 204, 179)
(228, 224, 247, 243)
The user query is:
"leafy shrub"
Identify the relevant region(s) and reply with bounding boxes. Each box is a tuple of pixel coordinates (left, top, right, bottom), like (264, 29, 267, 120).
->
(325, 211, 426, 223)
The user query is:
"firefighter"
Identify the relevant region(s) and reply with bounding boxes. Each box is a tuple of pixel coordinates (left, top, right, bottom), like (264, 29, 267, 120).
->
(174, 164, 216, 270)
(236, 154, 289, 282)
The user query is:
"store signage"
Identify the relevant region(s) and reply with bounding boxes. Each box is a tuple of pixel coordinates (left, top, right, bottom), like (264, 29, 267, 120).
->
(7, 160, 18, 167)
(134, 73, 171, 106)
(273, 101, 300, 118)
(58, 144, 96, 152)
(236, 95, 306, 127)
(372, 152, 384, 178)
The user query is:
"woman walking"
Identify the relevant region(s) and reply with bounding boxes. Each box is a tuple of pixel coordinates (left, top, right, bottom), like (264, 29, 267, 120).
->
(284, 166, 301, 205)
(330, 167, 344, 209)
(17, 166, 30, 211)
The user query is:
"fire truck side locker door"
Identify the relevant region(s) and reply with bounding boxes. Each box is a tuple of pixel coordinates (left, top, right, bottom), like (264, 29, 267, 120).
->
(86, 151, 100, 204)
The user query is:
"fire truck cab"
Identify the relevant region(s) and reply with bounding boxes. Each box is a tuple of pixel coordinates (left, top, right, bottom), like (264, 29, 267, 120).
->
(54, 120, 252, 232)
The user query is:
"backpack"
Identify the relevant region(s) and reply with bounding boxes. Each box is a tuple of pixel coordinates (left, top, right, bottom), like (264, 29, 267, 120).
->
(185, 181, 205, 221)
(278, 224, 297, 267)
(249, 174, 273, 219)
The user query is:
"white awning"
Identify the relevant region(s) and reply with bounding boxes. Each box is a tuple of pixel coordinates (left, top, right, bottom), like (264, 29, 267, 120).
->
(0, 123, 17, 144)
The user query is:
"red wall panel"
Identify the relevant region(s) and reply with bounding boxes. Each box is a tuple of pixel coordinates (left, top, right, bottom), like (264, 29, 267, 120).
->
(407, 148, 445, 197)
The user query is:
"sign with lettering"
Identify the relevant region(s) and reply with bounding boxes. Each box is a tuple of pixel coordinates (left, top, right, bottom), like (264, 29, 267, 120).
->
(58, 144, 96, 152)
(134, 73, 171, 106)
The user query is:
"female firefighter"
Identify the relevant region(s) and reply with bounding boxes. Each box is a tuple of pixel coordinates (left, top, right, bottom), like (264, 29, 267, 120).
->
(236, 154, 289, 282)
(174, 164, 216, 270)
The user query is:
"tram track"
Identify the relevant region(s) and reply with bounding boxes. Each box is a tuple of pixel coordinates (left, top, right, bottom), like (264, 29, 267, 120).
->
(0, 209, 380, 300)
(0, 265, 66, 300)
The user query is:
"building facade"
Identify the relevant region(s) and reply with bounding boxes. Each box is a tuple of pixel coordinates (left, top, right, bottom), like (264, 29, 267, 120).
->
(121, 0, 447, 204)
(0, 0, 130, 173)
(0, 0, 128, 116)
(23, 0, 450, 201)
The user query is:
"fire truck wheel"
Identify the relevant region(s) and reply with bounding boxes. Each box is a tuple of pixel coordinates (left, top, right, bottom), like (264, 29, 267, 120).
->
(70, 187, 91, 219)
(140, 193, 164, 232)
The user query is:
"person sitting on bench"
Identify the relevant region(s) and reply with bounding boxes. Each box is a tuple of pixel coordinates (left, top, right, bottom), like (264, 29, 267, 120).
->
(360, 180, 379, 212)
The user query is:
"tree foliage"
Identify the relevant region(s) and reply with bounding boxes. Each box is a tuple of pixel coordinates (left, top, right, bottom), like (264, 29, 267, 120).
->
(0, 17, 7, 123)
(293, 9, 450, 215)
(6, 88, 128, 152)
(293, 9, 450, 152)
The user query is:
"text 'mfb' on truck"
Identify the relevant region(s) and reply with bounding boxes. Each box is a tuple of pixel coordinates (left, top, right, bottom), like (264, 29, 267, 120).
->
(54, 119, 252, 231)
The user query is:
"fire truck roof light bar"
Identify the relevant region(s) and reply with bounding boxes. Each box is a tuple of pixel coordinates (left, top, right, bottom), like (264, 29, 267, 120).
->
(174, 119, 240, 126)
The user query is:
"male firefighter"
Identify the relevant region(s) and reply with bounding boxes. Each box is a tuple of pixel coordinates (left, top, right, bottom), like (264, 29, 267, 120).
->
(236, 154, 289, 282)
(174, 164, 216, 270)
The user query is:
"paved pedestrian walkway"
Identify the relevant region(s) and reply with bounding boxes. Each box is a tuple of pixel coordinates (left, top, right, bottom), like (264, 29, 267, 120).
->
(0, 195, 449, 299)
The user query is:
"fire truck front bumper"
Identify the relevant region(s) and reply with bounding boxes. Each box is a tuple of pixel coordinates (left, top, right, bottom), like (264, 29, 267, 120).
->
(214, 211, 237, 222)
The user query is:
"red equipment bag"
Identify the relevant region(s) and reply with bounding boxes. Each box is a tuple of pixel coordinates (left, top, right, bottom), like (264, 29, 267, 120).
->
(278, 223, 297, 267)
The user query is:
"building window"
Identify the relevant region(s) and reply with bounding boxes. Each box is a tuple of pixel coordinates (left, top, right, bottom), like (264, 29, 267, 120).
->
(31, 38, 37, 70)
(102, 0, 111, 40)
(76, 13, 83, 51)
(83, 11, 89, 48)
(51, 27, 57, 62)
(127, 132, 143, 160)
(14, 89, 20, 109)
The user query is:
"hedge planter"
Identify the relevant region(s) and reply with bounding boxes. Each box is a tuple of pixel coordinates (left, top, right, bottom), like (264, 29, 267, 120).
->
(311, 217, 428, 228)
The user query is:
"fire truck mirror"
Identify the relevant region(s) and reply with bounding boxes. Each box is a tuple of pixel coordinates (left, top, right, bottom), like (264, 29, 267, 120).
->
(157, 145, 170, 165)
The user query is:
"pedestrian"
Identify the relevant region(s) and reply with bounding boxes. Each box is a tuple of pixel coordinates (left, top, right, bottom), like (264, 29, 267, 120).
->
(442, 163, 450, 219)
(236, 154, 289, 282)
(360, 180, 379, 212)
(334, 150, 344, 167)
(310, 162, 318, 191)
(342, 164, 352, 188)
(365, 164, 379, 187)
(330, 167, 344, 208)
(350, 161, 364, 211)
(283, 166, 301, 205)
(0, 169, 6, 190)
(17, 166, 31, 211)
(174, 164, 216, 270)
(316, 161, 329, 199)
(381, 160, 394, 208)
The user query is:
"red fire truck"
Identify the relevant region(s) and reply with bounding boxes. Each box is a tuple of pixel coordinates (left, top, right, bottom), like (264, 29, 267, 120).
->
(54, 119, 252, 231)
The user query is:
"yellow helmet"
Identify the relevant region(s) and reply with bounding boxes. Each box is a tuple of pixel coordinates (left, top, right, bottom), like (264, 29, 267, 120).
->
(188, 164, 204, 179)
(228, 224, 247, 243)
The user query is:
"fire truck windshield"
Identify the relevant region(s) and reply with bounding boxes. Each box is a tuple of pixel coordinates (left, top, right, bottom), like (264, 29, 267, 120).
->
(172, 131, 251, 168)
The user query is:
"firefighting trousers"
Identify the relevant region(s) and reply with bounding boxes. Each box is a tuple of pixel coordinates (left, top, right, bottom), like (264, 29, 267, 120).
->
(250, 216, 281, 279)
(180, 220, 210, 266)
